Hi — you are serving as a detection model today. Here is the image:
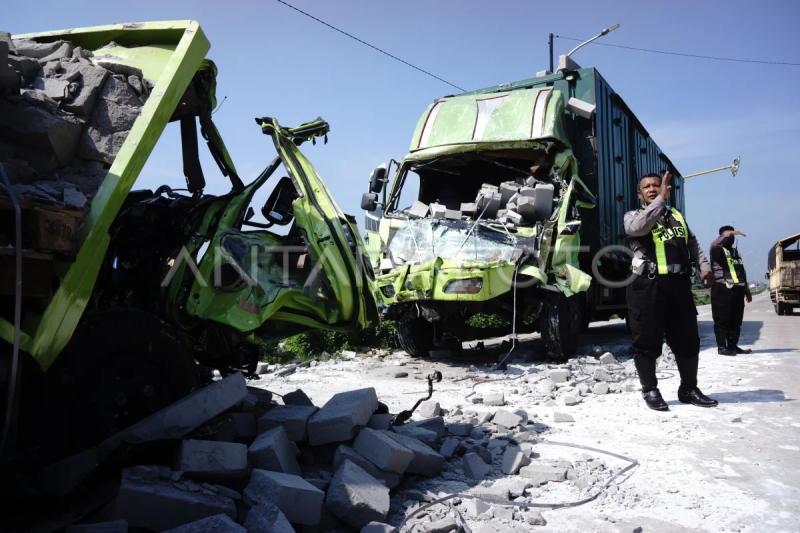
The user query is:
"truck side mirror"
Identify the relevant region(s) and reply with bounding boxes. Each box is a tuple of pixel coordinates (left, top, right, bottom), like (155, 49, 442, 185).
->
(361, 192, 378, 212)
(369, 165, 386, 193)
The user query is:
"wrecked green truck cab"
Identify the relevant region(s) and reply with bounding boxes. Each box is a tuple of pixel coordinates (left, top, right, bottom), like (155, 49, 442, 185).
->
(364, 86, 596, 359)
(0, 21, 376, 461)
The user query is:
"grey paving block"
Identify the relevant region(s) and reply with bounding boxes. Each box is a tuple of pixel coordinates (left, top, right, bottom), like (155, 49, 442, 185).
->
(248, 426, 301, 476)
(519, 465, 568, 484)
(501, 445, 531, 475)
(367, 413, 392, 431)
(307, 388, 378, 446)
(258, 405, 318, 442)
(242, 504, 293, 533)
(282, 389, 314, 407)
(406, 416, 446, 438)
(333, 445, 401, 489)
(353, 428, 413, 475)
(447, 423, 474, 437)
(61, 59, 110, 116)
(384, 432, 444, 476)
(326, 460, 390, 529)
(392, 424, 437, 447)
(173, 440, 249, 478)
(243, 469, 324, 526)
(462, 452, 491, 479)
(162, 514, 245, 533)
(0, 100, 83, 168)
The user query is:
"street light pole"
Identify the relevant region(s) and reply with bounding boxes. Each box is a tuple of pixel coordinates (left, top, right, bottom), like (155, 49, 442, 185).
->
(684, 157, 741, 179)
(566, 24, 620, 58)
(549, 33, 554, 73)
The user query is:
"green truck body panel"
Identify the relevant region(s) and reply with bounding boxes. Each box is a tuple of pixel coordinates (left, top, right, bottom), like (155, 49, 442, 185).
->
(1, 22, 377, 370)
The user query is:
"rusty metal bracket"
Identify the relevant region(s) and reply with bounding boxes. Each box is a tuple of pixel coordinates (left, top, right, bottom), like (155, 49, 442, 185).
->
(391, 371, 443, 426)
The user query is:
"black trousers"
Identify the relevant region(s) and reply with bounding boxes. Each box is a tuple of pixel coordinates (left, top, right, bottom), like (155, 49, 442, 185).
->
(627, 274, 699, 393)
(711, 284, 746, 348)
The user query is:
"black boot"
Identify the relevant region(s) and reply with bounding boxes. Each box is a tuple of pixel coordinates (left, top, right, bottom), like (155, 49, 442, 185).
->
(633, 354, 659, 391)
(713, 325, 728, 352)
(678, 386, 718, 407)
(642, 389, 669, 411)
(718, 347, 737, 356)
(732, 346, 752, 354)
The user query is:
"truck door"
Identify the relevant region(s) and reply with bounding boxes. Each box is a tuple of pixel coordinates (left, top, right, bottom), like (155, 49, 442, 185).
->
(186, 118, 378, 337)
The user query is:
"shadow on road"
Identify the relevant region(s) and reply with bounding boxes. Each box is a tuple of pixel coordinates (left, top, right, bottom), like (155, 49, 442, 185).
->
(710, 389, 793, 404)
(748, 348, 799, 354)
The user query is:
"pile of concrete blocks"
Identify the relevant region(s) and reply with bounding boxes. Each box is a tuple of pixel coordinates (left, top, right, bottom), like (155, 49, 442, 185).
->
(0, 31, 150, 209)
(53, 380, 452, 532)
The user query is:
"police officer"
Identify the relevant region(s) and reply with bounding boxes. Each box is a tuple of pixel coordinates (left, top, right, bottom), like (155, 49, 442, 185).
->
(624, 171, 718, 411)
(709, 226, 752, 355)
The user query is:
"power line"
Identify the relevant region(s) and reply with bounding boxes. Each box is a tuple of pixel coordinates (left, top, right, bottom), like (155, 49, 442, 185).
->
(555, 35, 800, 67)
(276, 0, 466, 91)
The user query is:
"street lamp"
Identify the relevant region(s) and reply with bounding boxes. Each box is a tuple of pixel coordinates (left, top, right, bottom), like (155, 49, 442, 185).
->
(684, 156, 741, 179)
(744, 250, 754, 261)
(566, 24, 621, 58)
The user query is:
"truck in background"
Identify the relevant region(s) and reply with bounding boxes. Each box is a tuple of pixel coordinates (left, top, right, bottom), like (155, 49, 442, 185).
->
(768, 233, 800, 315)
(0, 21, 377, 464)
(362, 56, 683, 359)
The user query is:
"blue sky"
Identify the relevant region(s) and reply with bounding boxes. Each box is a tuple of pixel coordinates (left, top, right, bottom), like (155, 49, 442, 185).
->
(7, 0, 800, 278)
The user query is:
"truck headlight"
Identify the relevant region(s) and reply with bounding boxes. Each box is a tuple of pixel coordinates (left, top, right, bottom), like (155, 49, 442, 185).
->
(444, 278, 483, 294)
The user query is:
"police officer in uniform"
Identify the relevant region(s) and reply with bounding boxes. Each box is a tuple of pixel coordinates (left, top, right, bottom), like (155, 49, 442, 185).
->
(624, 172, 718, 411)
(709, 226, 752, 355)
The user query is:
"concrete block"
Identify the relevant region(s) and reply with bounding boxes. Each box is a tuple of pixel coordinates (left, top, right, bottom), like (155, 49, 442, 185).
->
(492, 409, 523, 429)
(38, 42, 73, 64)
(112, 471, 236, 531)
(553, 412, 574, 423)
(94, 60, 144, 80)
(128, 75, 145, 95)
(248, 426, 302, 476)
(63, 188, 87, 209)
(13, 39, 68, 59)
(353, 428, 413, 474)
(533, 184, 554, 220)
(243, 469, 324, 525)
(492, 507, 514, 521)
(447, 423, 474, 436)
(408, 200, 429, 219)
(385, 432, 444, 476)
(499, 182, 520, 205)
(393, 424, 437, 447)
(283, 388, 314, 406)
(173, 440, 249, 478)
(368, 413, 392, 431)
(33, 77, 71, 101)
(592, 382, 609, 395)
(100, 373, 247, 460)
(519, 465, 568, 484)
(460, 203, 477, 217)
(333, 445, 401, 489)
(7, 54, 40, 84)
(549, 369, 570, 383)
(462, 453, 491, 479)
(361, 522, 399, 533)
(307, 388, 378, 446)
(476, 191, 501, 218)
(444, 209, 461, 220)
(463, 498, 490, 518)
(0, 31, 16, 53)
(599, 352, 616, 364)
(430, 203, 446, 219)
(99, 75, 143, 107)
(242, 504, 293, 533)
(593, 368, 612, 381)
(439, 438, 461, 458)
(61, 59, 110, 116)
(258, 405, 318, 442)
(64, 520, 128, 533)
(0, 100, 83, 168)
(418, 400, 440, 418)
(465, 445, 491, 464)
(242, 390, 274, 416)
(501, 446, 532, 475)
(78, 126, 129, 165)
(229, 412, 257, 439)
(406, 416, 446, 438)
(483, 393, 505, 406)
(564, 395, 581, 406)
(473, 486, 509, 500)
(162, 514, 245, 533)
(326, 460, 390, 529)
(527, 511, 547, 526)
(505, 210, 522, 225)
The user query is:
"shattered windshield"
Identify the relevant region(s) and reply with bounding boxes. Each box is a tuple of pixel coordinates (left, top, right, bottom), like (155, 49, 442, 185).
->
(387, 219, 522, 266)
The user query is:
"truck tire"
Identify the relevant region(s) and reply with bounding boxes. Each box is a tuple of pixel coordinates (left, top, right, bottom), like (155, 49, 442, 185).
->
(540, 293, 581, 361)
(395, 318, 435, 358)
(776, 302, 785, 315)
(39, 308, 199, 462)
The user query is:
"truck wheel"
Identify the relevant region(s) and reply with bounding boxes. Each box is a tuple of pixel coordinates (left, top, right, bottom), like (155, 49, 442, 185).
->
(40, 308, 199, 462)
(395, 318, 435, 358)
(540, 293, 580, 361)
(777, 302, 785, 315)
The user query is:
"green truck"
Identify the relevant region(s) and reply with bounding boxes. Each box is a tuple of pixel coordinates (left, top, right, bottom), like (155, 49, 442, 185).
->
(363, 58, 683, 359)
(768, 233, 800, 315)
(0, 21, 377, 462)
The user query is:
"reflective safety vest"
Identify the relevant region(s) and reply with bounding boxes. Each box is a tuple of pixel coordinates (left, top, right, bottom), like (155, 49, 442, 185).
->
(632, 207, 691, 275)
(722, 247, 747, 286)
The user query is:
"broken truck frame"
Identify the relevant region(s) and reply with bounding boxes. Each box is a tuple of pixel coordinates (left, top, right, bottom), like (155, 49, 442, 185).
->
(0, 21, 377, 463)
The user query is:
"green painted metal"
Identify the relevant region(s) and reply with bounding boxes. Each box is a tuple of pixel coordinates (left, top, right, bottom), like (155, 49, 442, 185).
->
(1, 22, 211, 370)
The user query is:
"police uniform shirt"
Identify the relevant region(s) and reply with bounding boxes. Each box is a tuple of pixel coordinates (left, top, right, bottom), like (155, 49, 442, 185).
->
(709, 233, 748, 285)
(624, 196, 710, 273)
